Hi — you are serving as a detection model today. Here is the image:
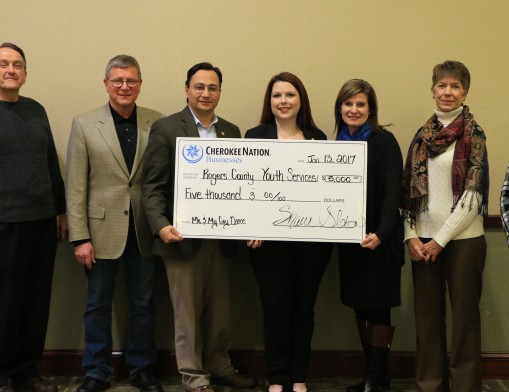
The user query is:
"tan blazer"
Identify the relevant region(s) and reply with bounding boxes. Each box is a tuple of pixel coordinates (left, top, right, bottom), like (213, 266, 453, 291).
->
(66, 104, 163, 259)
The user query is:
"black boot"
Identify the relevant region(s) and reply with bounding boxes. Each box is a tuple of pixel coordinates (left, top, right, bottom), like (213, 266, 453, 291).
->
(346, 319, 370, 392)
(363, 325, 395, 392)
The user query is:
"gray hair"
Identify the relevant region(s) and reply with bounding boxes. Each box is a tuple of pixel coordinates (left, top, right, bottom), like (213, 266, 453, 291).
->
(105, 54, 141, 79)
(432, 60, 470, 93)
(0, 42, 26, 69)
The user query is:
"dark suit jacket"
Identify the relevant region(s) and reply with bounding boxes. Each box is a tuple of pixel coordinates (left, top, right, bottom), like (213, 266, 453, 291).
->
(142, 106, 241, 259)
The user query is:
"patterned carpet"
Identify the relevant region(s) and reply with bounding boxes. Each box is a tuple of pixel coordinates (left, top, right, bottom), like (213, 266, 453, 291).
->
(52, 376, 509, 392)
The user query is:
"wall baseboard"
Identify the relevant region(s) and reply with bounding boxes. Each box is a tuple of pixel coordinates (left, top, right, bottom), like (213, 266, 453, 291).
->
(40, 350, 509, 379)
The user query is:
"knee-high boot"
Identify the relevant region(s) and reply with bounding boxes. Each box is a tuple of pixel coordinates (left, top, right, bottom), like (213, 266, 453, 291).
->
(346, 320, 370, 392)
(364, 325, 395, 392)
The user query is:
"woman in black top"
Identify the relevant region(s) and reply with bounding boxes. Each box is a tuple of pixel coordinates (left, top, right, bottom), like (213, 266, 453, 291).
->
(334, 79, 404, 392)
(245, 72, 332, 392)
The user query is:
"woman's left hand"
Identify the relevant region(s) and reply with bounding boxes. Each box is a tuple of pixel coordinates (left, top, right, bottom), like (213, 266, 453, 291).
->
(360, 232, 381, 250)
(421, 239, 443, 262)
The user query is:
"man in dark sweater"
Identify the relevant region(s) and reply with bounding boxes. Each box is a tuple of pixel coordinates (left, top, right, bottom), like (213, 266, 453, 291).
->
(0, 43, 67, 392)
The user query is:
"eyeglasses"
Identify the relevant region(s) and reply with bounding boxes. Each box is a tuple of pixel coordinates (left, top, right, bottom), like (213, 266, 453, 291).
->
(192, 84, 219, 94)
(108, 79, 140, 88)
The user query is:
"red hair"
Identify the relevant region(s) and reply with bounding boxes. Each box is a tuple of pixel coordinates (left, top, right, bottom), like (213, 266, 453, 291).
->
(260, 72, 316, 130)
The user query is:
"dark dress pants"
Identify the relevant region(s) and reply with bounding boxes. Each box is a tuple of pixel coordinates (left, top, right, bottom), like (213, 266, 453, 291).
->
(412, 236, 486, 392)
(0, 218, 57, 384)
(250, 241, 332, 386)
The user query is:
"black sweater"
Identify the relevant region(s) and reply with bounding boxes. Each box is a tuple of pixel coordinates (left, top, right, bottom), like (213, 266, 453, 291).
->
(0, 97, 65, 222)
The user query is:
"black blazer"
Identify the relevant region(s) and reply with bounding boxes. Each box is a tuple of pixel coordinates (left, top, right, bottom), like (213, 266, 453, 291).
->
(245, 122, 327, 141)
(337, 130, 404, 309)
(142, 106, 241, 259)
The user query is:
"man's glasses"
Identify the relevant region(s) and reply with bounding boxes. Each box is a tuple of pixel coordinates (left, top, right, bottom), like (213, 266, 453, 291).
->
(192, 84, 219, 94)
(108, 79, 140, 88)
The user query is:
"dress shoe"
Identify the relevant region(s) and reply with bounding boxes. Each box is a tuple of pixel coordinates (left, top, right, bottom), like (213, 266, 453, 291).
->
(11, 377, 57, 392)
(211, 371, 257, 389)
(130, 370, 162, 392)
(76, 377, 110, 392)
(186, 386, 214, 392)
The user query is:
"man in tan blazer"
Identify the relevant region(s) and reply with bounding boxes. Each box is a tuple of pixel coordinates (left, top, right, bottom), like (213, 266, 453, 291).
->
(142, 62, 255, 392)
(66, 55, 163, 392)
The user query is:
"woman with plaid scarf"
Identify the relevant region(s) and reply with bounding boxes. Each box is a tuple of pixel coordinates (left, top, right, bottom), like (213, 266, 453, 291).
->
(402, 61, 489, 392)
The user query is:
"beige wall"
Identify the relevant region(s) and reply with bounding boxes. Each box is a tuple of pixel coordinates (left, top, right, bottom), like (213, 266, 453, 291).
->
(5, 0, 509, 351)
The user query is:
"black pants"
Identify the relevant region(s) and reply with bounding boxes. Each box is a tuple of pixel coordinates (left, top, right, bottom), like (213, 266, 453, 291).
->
(0, 217, 57, 384)
(250, 241, 332, 386)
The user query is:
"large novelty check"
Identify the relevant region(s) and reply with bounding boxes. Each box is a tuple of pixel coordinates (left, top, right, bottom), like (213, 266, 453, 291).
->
(174, 138, 367, 242)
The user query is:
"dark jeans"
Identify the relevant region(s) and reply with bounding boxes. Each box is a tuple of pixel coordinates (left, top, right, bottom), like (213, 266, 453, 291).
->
(82, 228, 157, 381)
(250, 241, 332, 386)
(0, 218, 57, 384)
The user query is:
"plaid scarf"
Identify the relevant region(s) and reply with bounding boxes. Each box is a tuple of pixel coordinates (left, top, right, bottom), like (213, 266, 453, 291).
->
(402, 105, 489, 227)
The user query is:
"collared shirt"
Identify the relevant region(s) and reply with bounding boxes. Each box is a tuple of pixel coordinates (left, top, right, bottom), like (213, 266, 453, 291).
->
(501, 163, 509, 246)
(188, 106, 218, 138)
(110, 104, 138, 173)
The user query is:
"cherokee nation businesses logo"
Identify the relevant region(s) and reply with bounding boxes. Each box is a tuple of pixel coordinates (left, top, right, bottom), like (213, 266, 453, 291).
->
(182, 143, 204, 163)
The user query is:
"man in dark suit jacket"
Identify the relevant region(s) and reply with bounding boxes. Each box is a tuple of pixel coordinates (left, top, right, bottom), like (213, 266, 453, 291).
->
(142, 63, 255, 392)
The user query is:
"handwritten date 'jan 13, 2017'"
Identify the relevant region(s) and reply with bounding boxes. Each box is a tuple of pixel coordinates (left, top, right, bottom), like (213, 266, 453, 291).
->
(306, 154, 357, 164)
